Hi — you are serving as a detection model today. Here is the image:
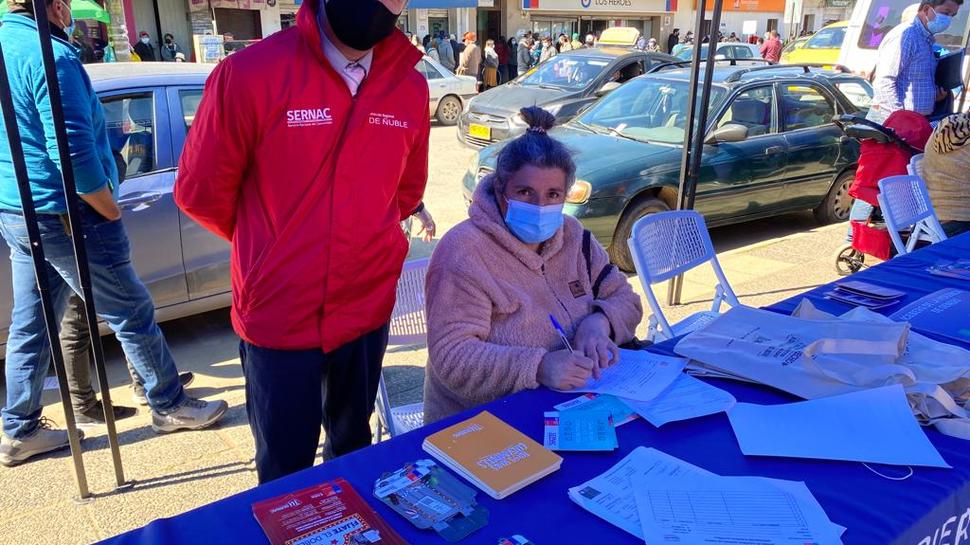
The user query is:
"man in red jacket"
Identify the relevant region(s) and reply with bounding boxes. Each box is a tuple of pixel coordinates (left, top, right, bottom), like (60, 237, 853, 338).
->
(174, 0, 429, 483)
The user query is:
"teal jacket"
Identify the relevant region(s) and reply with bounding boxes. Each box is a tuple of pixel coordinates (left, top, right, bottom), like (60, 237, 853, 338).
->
(0, 14, 118, 214)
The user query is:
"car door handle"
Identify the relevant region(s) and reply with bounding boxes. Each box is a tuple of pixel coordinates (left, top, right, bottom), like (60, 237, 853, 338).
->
(764, 146, 784, 155)
(120, 192, 163, 210)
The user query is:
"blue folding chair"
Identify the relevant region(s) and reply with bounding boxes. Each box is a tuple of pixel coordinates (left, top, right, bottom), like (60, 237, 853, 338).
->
(375, 258, 429, 441)
(627, 210, 741, 342)
(877, 175, 947, 256)
(907, 153, 924, 177)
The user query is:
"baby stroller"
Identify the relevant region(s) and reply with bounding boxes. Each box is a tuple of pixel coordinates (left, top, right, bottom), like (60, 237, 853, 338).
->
(832, 110, 932, 275)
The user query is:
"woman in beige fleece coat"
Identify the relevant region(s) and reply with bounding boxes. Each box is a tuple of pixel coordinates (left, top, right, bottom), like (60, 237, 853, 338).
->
(922, 113, 970, 236)
(423, 107, 643, 424)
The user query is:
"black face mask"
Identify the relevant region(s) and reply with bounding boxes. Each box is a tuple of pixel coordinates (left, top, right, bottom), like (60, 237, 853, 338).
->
(324, 0, 398, 51)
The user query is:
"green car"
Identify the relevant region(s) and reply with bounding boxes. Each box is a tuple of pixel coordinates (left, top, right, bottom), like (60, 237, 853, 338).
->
(463, 64, 872, 271)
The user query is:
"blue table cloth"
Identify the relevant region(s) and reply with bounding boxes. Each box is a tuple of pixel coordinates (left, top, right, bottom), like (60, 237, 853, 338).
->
(101, 234, 970, 545)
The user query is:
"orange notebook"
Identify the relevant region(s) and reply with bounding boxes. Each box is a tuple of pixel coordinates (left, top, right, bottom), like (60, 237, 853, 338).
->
(422, 411, 563, 500)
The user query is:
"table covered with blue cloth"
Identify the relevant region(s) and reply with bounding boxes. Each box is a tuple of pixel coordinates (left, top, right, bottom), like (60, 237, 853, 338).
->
(101, 234, 970, 545)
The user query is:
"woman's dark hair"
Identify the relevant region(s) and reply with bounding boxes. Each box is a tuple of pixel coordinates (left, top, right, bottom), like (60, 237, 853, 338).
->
(493, 106, 576, 195)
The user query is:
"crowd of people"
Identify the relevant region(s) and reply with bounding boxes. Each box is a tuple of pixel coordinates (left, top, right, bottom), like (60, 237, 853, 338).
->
(408, 28, 612, 89)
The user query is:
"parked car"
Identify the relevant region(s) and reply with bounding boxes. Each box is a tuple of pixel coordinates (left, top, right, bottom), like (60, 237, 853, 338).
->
(464, 64, 874, 271)
(675, 43, 763, 62)
(416, 55, 478, 125)
(457, 47, 678, 148)
(0, 62, 227, 357)
(781, 21, 848, 67)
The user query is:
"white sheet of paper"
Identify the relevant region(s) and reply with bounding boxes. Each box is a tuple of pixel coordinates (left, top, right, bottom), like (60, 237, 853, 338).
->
(620, 374, 737, 427)
(555, 350, 686, 402)
(632, 474, 845, 545)
(567, 447, 714, 538)
(728, 384, 950, 468)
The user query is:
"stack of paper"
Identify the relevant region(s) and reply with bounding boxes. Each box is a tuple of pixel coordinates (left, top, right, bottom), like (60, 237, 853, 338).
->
(633, 474, 845, 544)
(543, 410, 617, 451)
(928, 259, 970, 280)
(555, 351, 736, 428)
(555, 349, 685, 401)
(727, 384, 950, 468)
(568, 447, 846, 544)
(825, 280, 906, 310)
(423, 411, 562, 500)
(620, 374, 736, 428)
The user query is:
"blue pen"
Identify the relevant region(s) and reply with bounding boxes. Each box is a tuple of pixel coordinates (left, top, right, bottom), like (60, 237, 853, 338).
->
(548, 314, 574, 353)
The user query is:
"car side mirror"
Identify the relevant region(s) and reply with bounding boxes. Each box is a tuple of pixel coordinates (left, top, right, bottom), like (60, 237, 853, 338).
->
(705, 123, 748, 144)
(596, 81, 622, 97)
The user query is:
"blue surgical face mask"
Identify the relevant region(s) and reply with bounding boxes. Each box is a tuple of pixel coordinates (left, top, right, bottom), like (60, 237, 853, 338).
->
(928, 10, 952, 34)
(502, 195, 565, 244)
(60, 1, 75, 37)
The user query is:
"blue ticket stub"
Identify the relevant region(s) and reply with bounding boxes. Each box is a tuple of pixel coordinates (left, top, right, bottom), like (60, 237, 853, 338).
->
(554, 393, 639, 426)
(543, 410, 617, 451)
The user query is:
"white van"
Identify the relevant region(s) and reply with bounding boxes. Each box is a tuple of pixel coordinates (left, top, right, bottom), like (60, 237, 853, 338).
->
(837, 0, 970, 76)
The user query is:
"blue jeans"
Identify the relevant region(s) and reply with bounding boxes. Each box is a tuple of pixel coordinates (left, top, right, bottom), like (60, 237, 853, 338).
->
(0, 206, 184, 439)
(846, 200, 875, 242)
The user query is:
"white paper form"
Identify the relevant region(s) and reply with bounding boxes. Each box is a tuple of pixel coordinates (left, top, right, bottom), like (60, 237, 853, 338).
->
(632, 474, 845, 545)
(728, 384, 950, 468)
(555, 350, 686, 402)
(620, 374, 737, 427)
(567, 447, 715, 538)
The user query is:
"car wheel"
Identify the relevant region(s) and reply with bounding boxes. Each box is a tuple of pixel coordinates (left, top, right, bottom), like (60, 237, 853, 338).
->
(436, 96, 462, 126)
(814, 171, 854, 224)
(608, 196, 671, 273)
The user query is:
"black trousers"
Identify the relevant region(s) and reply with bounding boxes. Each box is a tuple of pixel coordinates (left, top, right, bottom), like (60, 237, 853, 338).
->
(239, 324, 389, 484)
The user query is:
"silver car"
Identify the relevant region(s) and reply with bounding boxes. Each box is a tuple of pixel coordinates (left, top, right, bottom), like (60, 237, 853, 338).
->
(0, 62, 230, 356)
(415, 55, 478, 125)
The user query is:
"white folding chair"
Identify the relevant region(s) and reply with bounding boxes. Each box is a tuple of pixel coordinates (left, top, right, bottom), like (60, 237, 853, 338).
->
(375, 257, 429, 441)
(627, 210, 741, 342)
(907, 153, 924, 177)
(877, 175, 947, 256)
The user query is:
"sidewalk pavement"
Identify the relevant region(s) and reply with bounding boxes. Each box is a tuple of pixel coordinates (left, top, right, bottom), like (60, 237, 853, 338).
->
(0, 216, 847, 545)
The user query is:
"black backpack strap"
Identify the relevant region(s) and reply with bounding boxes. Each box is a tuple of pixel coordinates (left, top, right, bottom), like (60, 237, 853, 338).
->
(582, 229, 593, 283)
(592, 264, 614, 299)
(582, 229, 613, 299)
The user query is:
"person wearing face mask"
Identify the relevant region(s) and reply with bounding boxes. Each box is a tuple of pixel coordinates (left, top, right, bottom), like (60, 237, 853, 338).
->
(133, 30, 156, 61)
(868, 0, 963, 124)
(422, 106, 643, 425)
(159, 33, 184, 62)
(175, 0, 428, 483)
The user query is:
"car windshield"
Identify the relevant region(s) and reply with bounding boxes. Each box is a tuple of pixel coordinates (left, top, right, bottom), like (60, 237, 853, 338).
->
(518, 56, 612, 89)
(577, 77, 728, 144)
(805, 26, 845, 48)
(676, 45, 708, 60)
(858, 0, 970, 51)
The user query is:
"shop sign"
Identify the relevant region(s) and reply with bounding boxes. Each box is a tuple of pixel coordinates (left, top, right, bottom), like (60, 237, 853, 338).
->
(696, 0, 785, 11)
(825, 0, 850, 6)
(522, 0, 668, 12)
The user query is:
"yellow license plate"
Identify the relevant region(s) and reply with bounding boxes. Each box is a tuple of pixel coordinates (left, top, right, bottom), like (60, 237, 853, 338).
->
(469, 124, 491, 140)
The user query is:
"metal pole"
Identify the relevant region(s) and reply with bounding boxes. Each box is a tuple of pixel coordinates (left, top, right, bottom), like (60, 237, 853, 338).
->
(150, 0, 164, 60)
(0, 44, 89, 499)
(33, 0, 127, 489)
(667, 0, 725, 306)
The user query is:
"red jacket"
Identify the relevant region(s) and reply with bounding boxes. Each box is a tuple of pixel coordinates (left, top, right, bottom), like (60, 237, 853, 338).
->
(175, 0, 430, 351)
(760, 38, 782, 63)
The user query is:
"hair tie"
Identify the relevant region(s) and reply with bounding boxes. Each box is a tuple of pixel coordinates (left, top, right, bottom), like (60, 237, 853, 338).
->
(527, 126, 547, 134)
